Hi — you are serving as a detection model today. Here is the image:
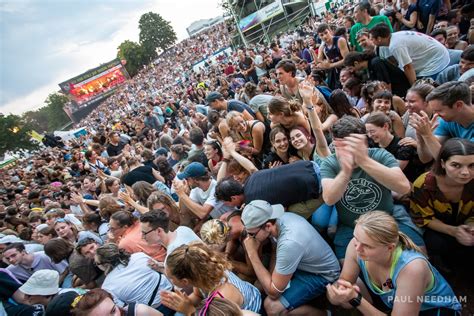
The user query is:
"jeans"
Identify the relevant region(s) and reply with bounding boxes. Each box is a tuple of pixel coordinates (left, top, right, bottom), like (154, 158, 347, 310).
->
(311, 203, 338, 231)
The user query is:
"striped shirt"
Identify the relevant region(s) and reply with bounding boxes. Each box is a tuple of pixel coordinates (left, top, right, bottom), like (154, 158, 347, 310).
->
(226, 271, 262, 313)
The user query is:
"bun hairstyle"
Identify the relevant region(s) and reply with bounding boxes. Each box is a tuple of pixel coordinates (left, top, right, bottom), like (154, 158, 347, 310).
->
(170, 144, 190, 160)
(95, 243, 131, 275)
(268, 96, 301, 116)
(200, 219, 230, 245)
(166, 242, 232, 292)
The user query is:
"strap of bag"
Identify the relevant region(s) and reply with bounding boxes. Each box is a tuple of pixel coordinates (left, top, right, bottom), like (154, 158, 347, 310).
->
(148, 272, 162, 306)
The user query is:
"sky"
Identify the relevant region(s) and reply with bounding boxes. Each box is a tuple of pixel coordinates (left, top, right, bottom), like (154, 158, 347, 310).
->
(0, 0, 223, 115)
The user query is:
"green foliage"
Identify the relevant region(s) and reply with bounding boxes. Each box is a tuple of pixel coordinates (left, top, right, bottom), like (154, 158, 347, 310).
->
(43, 93, 70, 130)
(117, 40, 146, 77)
(139, 12, 177, 60)
(0, 114, 38, 156)
(22, 93, 70, 134)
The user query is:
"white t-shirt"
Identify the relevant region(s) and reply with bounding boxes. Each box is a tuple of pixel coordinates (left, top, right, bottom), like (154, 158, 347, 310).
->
(101, 252, 172, 307)
(388, 31, 450, 76)
(254, 55, 267, 77)
(189, 179, 234, 218)
(166, 226, 202, 256)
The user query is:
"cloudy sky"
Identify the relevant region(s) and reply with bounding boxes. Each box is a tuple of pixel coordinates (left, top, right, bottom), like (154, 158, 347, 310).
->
(0, 0, 223, 115)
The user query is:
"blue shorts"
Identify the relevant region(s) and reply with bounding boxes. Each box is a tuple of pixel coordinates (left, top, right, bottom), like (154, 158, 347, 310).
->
(334, 221, 425, 259)
(279, 270, 330, 310)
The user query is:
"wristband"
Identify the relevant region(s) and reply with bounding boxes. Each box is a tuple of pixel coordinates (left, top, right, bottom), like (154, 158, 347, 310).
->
(222, 158, 230, 163)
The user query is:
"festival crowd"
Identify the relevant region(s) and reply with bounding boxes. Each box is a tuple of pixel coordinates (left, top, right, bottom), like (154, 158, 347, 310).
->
(1, 0, 473, 315)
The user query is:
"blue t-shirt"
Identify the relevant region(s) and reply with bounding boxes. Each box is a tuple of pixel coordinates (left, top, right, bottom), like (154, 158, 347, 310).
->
(228, 100, 257, 118)
(416, 0, 441, 32)
(434, 118, 474, 141)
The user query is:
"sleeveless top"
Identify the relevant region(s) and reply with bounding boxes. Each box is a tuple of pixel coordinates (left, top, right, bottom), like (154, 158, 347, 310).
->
(199, 271, 262, 313)
(358, 247, 461, 312)
(323, 36, 343, 65)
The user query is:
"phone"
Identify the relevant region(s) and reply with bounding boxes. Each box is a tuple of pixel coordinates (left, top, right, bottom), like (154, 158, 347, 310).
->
(239, 140, 251, 148)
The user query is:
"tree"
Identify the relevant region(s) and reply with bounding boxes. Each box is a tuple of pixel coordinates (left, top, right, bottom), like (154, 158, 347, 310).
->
(117, 40, 147, 77)
(22, 93, 70, 134)
(43, 93, 70, 131)
(139, 12, 177, 60)
(0, 114, 38, 157)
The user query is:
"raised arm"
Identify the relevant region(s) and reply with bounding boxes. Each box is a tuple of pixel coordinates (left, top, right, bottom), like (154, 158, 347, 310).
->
(300, 81, 330, 157)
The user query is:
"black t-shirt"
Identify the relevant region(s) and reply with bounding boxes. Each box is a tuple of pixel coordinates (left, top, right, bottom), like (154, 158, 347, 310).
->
(262, 151, 286, 169)
(244, 160, 321, 206)
(106, 142, 125, 157)
(368, 57, 410, 98)
(228, 100, 256, 118)
(122, 166, 155, 186)
(370, 136, 424, 182)
(0, 270, 20, 300)
(239, 57, 256, 76)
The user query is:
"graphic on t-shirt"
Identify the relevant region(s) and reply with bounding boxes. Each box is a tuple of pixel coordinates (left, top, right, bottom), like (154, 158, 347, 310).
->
(341, 178, 382, 214)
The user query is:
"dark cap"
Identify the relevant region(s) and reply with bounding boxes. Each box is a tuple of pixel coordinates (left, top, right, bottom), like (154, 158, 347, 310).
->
(45, 291, 80, 316)
(177, 162, 207, 180)
(205, 91, 223, 105)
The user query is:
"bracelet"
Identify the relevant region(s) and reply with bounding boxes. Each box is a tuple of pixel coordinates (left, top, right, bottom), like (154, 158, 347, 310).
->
(222, 158, 230, 163)
(305, 106, 314, 111)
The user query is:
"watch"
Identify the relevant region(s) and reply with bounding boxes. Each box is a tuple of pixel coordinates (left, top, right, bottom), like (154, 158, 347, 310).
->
(349, 291, 362, 307)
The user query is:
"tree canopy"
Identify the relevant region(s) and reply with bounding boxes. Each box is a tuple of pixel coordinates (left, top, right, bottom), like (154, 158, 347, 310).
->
(139, 12, 177, 60)
(23, 93, 70, 133)
(117, 40, 146, 77)
(117, 11, 177, 75)
(0, 114, 39, 157)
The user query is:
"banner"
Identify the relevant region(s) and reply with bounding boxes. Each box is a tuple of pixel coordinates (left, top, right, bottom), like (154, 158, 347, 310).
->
(29, 130, 44, 142)
(239, 1, 284, 33)
(54, 127, 87, 141)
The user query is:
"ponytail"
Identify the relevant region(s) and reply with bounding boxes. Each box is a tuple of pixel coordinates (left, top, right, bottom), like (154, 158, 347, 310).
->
(398, 232, 424, 254)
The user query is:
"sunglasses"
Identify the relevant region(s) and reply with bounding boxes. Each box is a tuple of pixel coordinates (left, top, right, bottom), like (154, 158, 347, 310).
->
(246, 225, 263, 238)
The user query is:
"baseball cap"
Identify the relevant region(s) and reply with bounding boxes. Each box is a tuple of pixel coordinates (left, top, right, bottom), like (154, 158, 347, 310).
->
(241, 200, 285, 229)
(177, 162, 207, 180)
(0, 235, 23, 244)
(45, 291, 80, 316)
(205, 91, 223, 105)
(35, 224, 49, 232)
(19, 270, 60, 296)
(155, 147, 169, 157)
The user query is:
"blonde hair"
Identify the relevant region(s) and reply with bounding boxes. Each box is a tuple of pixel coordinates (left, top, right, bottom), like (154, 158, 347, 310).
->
(200, 219, 230, 245)
(355, 211, 423, 253)
(226, 111, 245, 129)
(166, 242, 232, 292)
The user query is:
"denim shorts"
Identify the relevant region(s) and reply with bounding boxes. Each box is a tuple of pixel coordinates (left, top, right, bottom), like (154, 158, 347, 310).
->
(280, 269, 330, 310)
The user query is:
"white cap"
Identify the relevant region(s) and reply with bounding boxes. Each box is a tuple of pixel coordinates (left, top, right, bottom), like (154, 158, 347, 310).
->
(19, 270, 59, 296)
(0, 235, 23, 244)
(241, 200, 285, 229)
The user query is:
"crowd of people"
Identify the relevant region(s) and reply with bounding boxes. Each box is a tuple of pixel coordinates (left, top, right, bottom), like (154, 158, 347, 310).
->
(1, 0, 473, 315)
